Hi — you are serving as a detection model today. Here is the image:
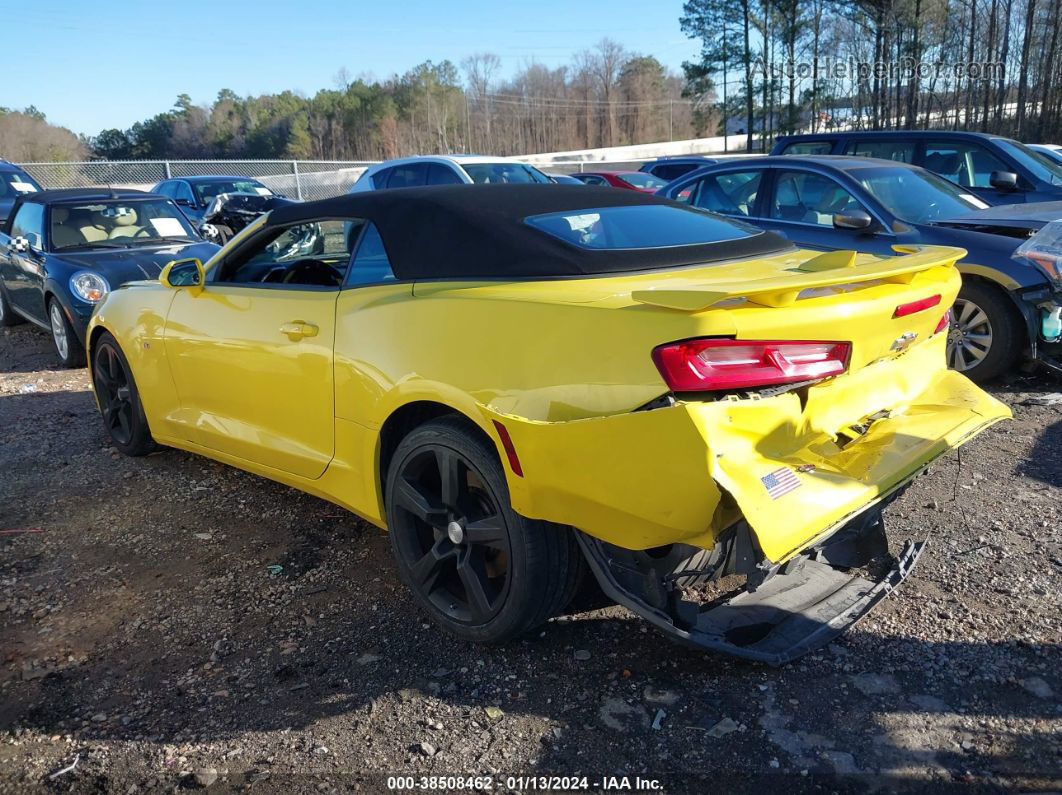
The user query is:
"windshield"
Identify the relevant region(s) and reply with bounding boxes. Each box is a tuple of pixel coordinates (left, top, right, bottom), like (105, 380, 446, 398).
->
(462, 163, 552, 184)
(193, 179, 272, 203)
(51, 199, 199, 249)
(619, 172, 667, 190)
(995, 139, 1062, 186)
(851, 166, 989, 223)
(0, 171, 41, 199)
(525, 204, 756, 249)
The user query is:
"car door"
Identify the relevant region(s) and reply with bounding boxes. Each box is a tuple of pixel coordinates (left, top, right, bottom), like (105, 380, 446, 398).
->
(5, 201, 48, 322)
(757, 168, 896, 254)
(162, 218, 350, 479)
(920, 140, 1021, 204)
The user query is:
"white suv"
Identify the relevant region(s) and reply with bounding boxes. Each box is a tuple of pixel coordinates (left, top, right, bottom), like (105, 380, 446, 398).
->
(350, 155, 554, 192)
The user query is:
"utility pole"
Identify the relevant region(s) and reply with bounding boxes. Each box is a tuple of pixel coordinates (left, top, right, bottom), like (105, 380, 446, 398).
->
(465, 95, 471, 152)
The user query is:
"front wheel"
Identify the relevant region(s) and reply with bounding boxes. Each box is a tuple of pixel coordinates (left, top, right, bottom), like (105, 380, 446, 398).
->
(91, 332, 157, 456)
(947, 281, 1023, 382)
(0, 284, 23, 327)
(386, 417, 582, 644)
(48, 298, 86, 368)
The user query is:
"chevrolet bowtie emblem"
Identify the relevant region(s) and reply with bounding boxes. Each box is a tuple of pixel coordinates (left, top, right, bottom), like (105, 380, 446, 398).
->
(891, 332, 918, 351)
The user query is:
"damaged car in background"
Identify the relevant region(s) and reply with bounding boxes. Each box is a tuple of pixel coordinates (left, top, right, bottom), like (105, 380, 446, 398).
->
(198, 191, 297, 245)
(86, 185, 1009, 664)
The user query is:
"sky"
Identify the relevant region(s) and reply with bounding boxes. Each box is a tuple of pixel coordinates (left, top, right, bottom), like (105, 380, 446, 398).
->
(5, 0, 699, 138)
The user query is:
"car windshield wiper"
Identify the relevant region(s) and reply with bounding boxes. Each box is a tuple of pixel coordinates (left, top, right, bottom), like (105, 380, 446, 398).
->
(127, 236, 199, 245)
(54, 240, 130, 250)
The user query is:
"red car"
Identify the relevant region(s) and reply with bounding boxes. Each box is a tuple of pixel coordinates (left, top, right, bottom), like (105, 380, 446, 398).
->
(570, 170, 667, 193)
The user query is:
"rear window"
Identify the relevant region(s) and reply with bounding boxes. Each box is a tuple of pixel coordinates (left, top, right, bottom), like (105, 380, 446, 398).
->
(524, 204, 756, 250)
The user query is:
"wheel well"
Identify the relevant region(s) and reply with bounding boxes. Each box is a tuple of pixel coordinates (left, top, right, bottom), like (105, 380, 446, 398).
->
(377, 401, 495, 497)
(958, 274, 1030, 346)
(87, 324, 111, 361)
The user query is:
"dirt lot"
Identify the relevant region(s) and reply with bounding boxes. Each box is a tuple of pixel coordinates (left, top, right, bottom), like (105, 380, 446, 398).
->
(0, 321, 1060, 793)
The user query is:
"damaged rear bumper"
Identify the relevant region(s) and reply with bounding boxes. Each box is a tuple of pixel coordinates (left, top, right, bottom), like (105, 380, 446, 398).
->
(576, 506, 925, 665)
(482, 335, 1010, 563)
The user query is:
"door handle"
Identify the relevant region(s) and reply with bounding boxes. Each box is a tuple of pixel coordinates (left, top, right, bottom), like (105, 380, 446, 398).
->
(279, 321, 319, 340)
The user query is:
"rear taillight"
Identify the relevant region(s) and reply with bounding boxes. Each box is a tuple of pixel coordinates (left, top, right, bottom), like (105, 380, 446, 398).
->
(894, 294, 942, 317)
(651, 338, 851, 392)
(935, 310, 951, 334)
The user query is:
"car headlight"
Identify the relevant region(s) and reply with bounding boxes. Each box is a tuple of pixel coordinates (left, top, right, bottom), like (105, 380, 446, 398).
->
(1014, 219, 1062, 290)
(70, 271, 110, 303)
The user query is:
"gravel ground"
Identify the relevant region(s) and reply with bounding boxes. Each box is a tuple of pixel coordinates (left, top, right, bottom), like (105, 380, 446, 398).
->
(1, 322, 1060, 794)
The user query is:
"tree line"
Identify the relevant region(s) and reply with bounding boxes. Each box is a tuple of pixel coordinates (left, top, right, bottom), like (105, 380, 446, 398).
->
(10, 1, 1059, 167)
(82, 40, 698, 162)
(681, 0, 1062, 151)
(0, 107, 86, 162)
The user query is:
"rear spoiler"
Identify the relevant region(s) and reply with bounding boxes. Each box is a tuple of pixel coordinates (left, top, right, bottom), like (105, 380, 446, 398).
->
(631, 245, 966, 311)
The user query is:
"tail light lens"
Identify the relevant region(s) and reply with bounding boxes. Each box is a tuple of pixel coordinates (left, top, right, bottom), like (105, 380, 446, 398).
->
(894, 294, 942, 317)
(935, 310, 951, 334)
(652, 338, 851, 392)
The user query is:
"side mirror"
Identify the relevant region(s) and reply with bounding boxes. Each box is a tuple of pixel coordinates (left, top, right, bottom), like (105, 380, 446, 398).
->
(174, 197, 193, 207)
(159, 258, 204, 289)
(10, 235, 29, 253)
(26, 232, 43, 252)
(989, 171, 1018, 191)
(833, 209, 874, 231)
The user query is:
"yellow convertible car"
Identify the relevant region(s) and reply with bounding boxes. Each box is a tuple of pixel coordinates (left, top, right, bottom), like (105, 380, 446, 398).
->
(87, 185, 1009, 663)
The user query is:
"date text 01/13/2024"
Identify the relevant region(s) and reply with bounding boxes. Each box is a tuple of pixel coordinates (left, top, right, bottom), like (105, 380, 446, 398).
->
(386, 775, 663, 791)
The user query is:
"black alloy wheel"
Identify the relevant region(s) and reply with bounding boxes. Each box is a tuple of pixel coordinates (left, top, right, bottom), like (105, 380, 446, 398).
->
(391, 443, 513, 625)
(91, 333, 156, 456)
(386, 417, 583, 643)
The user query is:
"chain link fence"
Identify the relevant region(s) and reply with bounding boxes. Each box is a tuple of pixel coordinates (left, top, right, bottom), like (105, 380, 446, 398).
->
(16, 160, 374, 201)
(16, 155, 757, 198)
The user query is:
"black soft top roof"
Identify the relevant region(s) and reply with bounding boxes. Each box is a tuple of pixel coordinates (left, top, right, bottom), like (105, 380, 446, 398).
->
(267, 184, 791, 280)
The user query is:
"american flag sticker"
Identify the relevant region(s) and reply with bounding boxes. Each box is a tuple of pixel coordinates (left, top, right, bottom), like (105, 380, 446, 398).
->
(760, 467, 801, 499)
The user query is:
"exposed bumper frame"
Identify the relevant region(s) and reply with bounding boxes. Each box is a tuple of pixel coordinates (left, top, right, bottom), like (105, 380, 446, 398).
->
(576, 510, 926, 665)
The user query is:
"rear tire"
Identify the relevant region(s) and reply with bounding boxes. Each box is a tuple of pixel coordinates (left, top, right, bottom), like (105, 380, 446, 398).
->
(91, 332, 157, 456)
(386, 416, 581, 643)
(948, 281, 1023, 382)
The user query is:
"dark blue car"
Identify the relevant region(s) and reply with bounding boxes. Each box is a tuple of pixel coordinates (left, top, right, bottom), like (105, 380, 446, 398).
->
(0, 188, 219, 367)
(771, 130, 1062, 206)
(0, 160, 43, 224)
(658, 155, 1062, 381)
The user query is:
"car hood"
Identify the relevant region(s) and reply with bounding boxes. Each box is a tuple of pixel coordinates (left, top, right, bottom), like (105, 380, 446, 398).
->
(57, 241, 219, 284)
(933, 200, 1062, 230)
